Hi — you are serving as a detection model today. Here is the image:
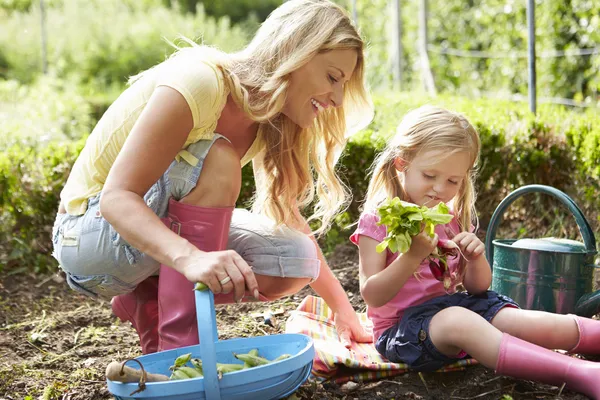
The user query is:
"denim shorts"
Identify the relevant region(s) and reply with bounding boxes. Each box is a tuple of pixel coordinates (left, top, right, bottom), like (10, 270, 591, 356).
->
(375, 291, 519, 372)
(51, 135, 320, 298)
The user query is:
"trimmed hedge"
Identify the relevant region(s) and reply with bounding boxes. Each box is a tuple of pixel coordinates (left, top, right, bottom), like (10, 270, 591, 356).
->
(2, 89, 599, 273)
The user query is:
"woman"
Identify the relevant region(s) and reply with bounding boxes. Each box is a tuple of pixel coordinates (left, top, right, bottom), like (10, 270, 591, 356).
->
(52, 0, 374, 354)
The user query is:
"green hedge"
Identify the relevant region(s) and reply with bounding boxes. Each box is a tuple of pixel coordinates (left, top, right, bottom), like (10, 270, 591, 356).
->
(2, 88, 599, 273)
(0, 78, 91, 272)
(250, 93, 600, 252)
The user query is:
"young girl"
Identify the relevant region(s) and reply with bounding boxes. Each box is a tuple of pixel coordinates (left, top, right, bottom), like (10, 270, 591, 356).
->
(351, 105, 600, 398)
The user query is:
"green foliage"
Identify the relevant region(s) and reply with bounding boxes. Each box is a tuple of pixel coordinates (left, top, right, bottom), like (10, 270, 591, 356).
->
(2, 89, 600, 272)
(2, 0, 597, 103)
(0, 0, 34, 12)
(0, 77, 92, 147)
(0, 78, 90, 273)
(0, 0, 249, 90)
(351, 0, 599, 102)
(168, 0, 282, 25)
(246, 91, 600, 253)
(0, 138, 85, 274)
(376, 200, 452, 253)
(424, 0, 600, 101)
(347, 0, 398, 89)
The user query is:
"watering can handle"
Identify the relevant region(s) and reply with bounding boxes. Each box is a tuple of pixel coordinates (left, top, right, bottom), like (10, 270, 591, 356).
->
(485, 184, 597, 270)
(195, 288, 221, 400)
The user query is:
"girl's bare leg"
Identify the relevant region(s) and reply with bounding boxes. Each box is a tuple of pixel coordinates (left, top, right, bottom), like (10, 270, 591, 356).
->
(428, 306, 503, 368)
(490, 307, 579, 351)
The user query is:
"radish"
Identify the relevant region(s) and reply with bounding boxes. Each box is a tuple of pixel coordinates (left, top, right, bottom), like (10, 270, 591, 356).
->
(428, 259, 444, 280)
(443, 275, 452, 291)
(428, 238, 463, 292)
(438, 238, 457, 249)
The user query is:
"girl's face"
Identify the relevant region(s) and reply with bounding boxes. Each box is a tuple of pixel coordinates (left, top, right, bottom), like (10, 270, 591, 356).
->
(398, 150, 472, 207)
(282, 49, 358, 129)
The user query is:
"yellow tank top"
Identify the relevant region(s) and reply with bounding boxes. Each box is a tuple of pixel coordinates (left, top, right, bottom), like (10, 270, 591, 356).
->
(61, 49, 261, 215)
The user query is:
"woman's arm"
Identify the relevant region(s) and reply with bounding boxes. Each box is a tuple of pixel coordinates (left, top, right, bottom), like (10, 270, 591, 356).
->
(101, 86, 196, 271)
(287, 207, 356, 315)
(100, 86, 257, 296)
(284, 207, 370, 345)
(250, 156, 370, 344)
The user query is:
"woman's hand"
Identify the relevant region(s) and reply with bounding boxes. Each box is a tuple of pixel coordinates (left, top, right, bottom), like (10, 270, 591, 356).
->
(334, 308, 373, 348)
(177, 249, 260, 302)
(451, 232, 485, 260)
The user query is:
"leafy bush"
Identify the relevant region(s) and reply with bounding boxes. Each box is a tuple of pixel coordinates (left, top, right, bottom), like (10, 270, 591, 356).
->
(2, 89, 600, 273)
(0, 139, 85, 274)
(0, 0, 248, 90)
(3, 0, 598, 103)
(0, 77, 92, 147)
(0, 77, 91, 272)
(169, 0, 282, 24)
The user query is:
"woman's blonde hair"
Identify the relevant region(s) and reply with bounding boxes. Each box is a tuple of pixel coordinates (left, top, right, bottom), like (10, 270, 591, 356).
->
(133, 0, 373, 234)
(364, 105, 480, 233)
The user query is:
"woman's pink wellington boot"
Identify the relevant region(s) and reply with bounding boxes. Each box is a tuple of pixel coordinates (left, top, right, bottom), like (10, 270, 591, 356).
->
(569, 315, 600, 355)
(111, 276, 159, 354)
(495, 333, 600, 399)
(157, 199, 233, 352)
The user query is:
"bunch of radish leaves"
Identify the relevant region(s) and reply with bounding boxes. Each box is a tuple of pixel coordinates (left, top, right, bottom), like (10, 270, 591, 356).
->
(376, 197, 453, 253)
(376, 197, 462, 290)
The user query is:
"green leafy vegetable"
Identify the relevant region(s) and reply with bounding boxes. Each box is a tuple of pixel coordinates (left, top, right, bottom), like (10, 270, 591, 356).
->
(375, 197, 453, 254)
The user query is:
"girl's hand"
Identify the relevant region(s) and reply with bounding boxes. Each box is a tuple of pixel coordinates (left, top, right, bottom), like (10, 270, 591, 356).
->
(177, 249, 260, 302)
(407, 229, 439, 264)
(451, 232, 485, 260)
(334, 309, 373, 348)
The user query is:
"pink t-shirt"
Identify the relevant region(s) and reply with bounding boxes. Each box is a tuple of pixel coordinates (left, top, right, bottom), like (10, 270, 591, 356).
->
(350, 211, 463, 341)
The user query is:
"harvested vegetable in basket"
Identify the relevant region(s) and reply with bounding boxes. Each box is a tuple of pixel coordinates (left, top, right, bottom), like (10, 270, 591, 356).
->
(168, 350, 293, 381)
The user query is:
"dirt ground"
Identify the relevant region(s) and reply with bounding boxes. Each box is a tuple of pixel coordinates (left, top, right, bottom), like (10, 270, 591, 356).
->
(0, 244, 592, 400)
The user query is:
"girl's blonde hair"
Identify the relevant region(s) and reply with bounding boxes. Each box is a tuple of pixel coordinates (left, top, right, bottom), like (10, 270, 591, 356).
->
(365, 105, 480, 233)
(133, 0, 374, 234)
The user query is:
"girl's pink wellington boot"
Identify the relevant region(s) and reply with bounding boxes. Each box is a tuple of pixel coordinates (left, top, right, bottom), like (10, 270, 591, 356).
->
(111, 276, 159, 354)
(495, 333, 600, 399)
(157, 199, 233, 351)
(569, 315, 600, 355)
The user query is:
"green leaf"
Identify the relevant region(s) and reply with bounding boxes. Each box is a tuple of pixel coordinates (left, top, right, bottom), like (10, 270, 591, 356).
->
(376, 240, 390, 253)
(375, 197, 453, 254)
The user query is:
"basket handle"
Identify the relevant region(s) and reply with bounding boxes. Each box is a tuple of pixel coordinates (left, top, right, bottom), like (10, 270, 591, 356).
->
(195, 288, 221, 400)
(485, 184, 597, 270)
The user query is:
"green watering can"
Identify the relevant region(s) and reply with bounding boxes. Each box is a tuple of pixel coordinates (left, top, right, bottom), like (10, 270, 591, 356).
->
(485, 185, 600, 317)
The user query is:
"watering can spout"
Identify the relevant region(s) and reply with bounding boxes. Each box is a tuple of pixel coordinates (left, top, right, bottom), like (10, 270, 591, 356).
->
(574, 291, 600, 318)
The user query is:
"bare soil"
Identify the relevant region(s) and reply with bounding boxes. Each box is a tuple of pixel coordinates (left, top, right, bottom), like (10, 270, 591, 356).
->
(0, 244, 591, 400)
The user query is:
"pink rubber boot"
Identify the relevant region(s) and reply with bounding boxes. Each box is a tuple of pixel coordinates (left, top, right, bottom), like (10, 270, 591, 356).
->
(157, 199, 233, 352)
(111, 276, 159, 354)
(569, 315, 600, 355)
(496, 333, 600, 399)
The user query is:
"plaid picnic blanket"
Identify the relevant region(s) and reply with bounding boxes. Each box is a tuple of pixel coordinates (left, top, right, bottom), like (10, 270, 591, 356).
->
(285, 295, 478, 383)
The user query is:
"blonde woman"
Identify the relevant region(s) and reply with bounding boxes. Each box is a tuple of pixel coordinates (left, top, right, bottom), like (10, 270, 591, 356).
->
(52, 0, 374, 354)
